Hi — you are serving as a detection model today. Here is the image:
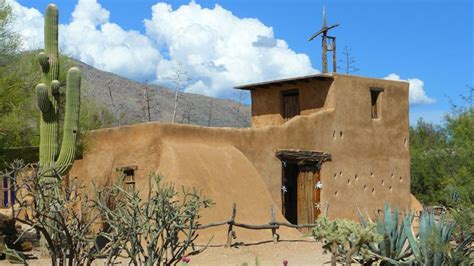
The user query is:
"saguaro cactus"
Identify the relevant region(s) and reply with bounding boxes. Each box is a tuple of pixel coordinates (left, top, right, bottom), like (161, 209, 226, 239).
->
(36, 4, 80, 178)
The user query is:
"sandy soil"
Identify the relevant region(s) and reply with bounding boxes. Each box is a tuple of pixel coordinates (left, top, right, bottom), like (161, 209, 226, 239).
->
(0, 238, 330, 266)
(190, 238, 331, 265)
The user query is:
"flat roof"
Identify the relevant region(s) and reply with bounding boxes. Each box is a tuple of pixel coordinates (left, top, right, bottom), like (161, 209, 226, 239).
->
(234, 73, 334, 90)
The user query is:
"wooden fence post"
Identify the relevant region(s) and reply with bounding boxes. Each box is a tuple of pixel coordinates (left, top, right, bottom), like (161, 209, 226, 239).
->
(225, 203, 237, 248)
(271, 204, 278, 244)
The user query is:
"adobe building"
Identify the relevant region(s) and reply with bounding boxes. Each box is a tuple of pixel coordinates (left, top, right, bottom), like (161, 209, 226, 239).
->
(68, 73, 421, 242)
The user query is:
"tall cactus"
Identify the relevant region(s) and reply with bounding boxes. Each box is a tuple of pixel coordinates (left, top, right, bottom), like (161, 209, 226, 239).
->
(36, 4, 80, 179)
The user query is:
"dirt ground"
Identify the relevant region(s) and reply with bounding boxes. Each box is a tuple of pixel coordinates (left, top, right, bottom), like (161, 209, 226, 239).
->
(190, 238, 331, 265)
(0, 237, 330, 266)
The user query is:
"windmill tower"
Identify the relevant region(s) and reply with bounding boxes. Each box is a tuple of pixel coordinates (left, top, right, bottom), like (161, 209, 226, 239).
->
(309, 6, 339, 73)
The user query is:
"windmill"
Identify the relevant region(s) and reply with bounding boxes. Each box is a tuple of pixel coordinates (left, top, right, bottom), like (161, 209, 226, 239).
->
(309, 6, 339, 73)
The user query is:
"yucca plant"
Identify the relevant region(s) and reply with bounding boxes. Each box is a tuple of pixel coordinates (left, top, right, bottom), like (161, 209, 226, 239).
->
(358, 203, 415, 265)
(403, 211, 455, 265)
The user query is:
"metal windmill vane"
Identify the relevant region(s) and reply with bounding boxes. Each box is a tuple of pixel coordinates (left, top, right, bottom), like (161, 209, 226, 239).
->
(309, 6, 339, 73)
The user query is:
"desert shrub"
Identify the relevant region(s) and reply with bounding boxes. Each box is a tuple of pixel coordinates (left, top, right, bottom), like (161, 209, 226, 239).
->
(94, 173, 213, 265)
(312, 216, 382, 265)
(3, 160, 100, 266)
(436, 200, 473, 265)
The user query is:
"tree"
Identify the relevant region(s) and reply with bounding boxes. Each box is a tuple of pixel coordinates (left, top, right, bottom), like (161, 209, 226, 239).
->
(165, 62, 190, 123)
(181, 100, 195, 125)
(207, 98, 213, 127)
(0, 0, 20, 66)
(410, 86, 474, 206)
(338, 46, 359, 74)
(0, 0, 32, 156)
(233, 90, 249, 127)
(142, 80, 152, 122)
(105, 80, 126, 126)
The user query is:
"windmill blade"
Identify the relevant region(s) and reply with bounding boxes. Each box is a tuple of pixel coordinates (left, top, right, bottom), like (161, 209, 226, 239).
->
(326, 23, 340, 31)
(308, 24, 339, 42)
(308, 27, 327, 41)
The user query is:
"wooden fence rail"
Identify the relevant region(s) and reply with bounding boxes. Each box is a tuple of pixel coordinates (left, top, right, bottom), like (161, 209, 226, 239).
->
(194, 203, 316, 248)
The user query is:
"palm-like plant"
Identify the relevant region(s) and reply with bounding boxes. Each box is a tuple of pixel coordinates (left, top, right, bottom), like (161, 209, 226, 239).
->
(359, 203, 415, 265)
(403, 211, 455, 265)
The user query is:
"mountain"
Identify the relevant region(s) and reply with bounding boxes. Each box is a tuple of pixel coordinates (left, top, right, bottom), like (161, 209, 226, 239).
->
(74, 60, 251, 128)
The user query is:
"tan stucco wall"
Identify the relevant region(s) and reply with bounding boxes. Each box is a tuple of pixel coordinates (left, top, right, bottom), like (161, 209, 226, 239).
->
(250, 78, 334, 127)
(70, 74, 411, 242)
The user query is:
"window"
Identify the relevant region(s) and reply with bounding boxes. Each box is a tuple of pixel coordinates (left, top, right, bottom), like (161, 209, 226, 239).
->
(370, 88, 384, 119)
(117, 166, 137, 190)
(281, 89, 300, 121)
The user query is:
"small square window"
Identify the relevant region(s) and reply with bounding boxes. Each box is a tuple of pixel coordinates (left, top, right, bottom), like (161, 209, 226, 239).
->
(117, 166, 137, 190)
(370, 88, 384, 119)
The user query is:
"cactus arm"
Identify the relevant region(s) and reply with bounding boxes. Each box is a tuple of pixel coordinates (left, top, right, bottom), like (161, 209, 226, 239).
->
(51, 80, 60, 95)
(36, 84, 52, 114)
(55, 67, 81, 176)
(37, 52, 49, 74)
(43, 4, 59, 84)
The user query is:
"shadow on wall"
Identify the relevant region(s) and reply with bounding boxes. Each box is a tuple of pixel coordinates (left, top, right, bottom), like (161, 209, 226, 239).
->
(250, 79, 332, 118)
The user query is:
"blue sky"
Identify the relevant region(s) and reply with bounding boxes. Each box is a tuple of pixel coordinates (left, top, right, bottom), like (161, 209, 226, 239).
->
(14, 0, 474, 125)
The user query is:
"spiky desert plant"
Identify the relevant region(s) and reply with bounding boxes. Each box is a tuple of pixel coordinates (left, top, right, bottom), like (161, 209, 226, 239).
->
(94, 173, 213, 265)
(358, 203, 415, 265)
(36, 3, 80, 180)
(2, 160, 100, 266)
(312, 216, 382, 265)
(403, 211, 455, 265)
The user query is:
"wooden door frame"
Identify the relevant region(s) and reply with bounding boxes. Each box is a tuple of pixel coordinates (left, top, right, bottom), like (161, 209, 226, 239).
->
(276, 150, 331, 226)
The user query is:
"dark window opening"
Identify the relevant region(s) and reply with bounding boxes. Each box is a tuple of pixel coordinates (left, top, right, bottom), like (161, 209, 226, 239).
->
(117, 166, 137, 190)
(282, 162, 299, 224)
(281, 90, 300, 121)
(370, 88, 384, 119)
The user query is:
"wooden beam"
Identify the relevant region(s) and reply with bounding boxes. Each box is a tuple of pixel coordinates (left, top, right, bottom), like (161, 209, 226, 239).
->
(276, 149, 331, 165)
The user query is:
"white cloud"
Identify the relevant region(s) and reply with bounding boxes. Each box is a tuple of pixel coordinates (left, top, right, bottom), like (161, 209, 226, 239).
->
(7, 0, 44, 50)
(10, 0, 161, 81)
(145, 2, 316, 97)
(384, 73, 435, 105)
(10, 0, 316, 97)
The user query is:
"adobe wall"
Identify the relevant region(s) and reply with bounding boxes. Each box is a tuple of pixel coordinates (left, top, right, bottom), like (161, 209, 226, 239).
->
(250, 78, 334, 127)
(69, 74, 411, 242)
(321, 74, 411, 219)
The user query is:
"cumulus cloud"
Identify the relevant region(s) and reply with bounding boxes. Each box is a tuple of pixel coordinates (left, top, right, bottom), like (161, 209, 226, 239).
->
(10, 0, 161, 81)
(384, 73, 435, 105)
(10, 0, 316, 97)
(7, 0, 44, 50)
(145, 1, 316, 97)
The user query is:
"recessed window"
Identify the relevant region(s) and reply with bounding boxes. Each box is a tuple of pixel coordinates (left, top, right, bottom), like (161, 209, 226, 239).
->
(281, 89, 300, 121)
(370, 88, 384, 119)
(117, 166, 137, 190)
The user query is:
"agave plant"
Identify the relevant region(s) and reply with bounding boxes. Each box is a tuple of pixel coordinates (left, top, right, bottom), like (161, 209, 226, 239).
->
(358, 203, 415, 265)
(403, 211, 455, 265)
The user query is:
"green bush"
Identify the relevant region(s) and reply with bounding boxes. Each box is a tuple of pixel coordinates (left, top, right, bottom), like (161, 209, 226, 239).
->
(312, 216, 382, 265)
(410, 87, 473, 206)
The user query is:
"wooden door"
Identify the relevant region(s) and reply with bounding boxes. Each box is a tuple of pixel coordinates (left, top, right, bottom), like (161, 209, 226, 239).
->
(282, 93, 300, 121)
(297, 170, 320, 230)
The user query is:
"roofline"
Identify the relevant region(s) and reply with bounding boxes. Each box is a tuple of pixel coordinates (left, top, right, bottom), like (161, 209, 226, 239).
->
(234, 73, 334, 90)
